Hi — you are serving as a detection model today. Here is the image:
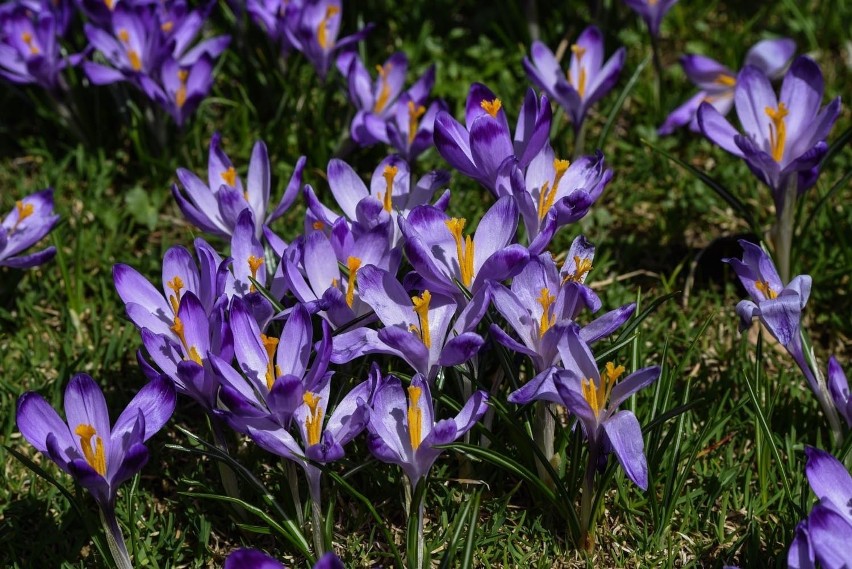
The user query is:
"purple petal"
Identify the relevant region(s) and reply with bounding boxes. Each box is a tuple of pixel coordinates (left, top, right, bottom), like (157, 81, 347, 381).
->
(63, 374, 111, 445)
(112, 376, 176, 442)
(603, 410, 648, 490)
(804, 447, 852, 515)
(16, 392, 74, 455)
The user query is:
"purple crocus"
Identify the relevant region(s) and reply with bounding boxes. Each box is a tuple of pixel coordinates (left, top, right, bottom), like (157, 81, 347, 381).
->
(434, 83, 551, 194)
(659, 38, 796, 135)
(283, 0, 371, 79)
(225, 549, 343, 569)
(398, 195, 529, 300)
(246, 0, 303, 55)
(623, 0, 679, 37)
(0, 6, 86, 90)
(827, 357, 851, 428)
(523, 27, 626, 135)
(17, 373, 176, 568)
(387, 82, 447, 161)
(0, 188, 59, 268)
(331, 265, 489, 381)
(788, 447, 852, 569)
(368, 372, 488, 486)
(174, 133, 306, 239)
(697, 56, 841, 215)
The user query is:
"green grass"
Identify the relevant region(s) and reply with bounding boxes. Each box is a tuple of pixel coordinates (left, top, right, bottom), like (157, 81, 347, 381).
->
(1, 0, 850, 567)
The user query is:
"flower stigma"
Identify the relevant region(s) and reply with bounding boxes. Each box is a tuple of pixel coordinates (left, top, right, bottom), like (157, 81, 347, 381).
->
(166, 275, 184, 313)
(765, 102, 789, 163)
(410, 290, 432, 348)
(445, 218, 474, 287)
(379, 165, 398, 212)
(260, 334, 281, 389)
(75, 424, 107, 476)
(563, 256, 593, 283)
(247, 255, 264, 292)
(11, 200, 34, 233)
(407, 385, 423, 451)
(480, 98, 502, 118)
(316, 5, 340, 49)
(570, 44, 587, 98)
(170, 316, 203, 365)
(537, 288, 556, 338)
(581, 361, 626, 418)
(373, 63, 393, 113)
(755, 279, 778, 300)
(345, 256, 362, 308)
(407, 101, 426, 145)
(537, 158, 570, 221)
(303, 392, 323, 446)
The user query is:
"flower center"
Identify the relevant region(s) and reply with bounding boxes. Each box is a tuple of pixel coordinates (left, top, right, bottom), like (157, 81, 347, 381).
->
(312, 220, 325, 231)
(175, 69, 189, 109)
(118, 29, 142, 72)
(261, 334, 281, 390)
(379, 165, 398, 213)
(537, 288, 556, 338)
(714, 73, 736, 88)
(407, 385, 423, 451)
(345, 256, 362, 308)
(221, 166, 237, 187)
(480, 98, 502, 118)
(21, 32, 39, 55)
(247, 255, 264, 292)
(11, 200, 34, 234)
(316, 5, 340, 50)
(161, 20, 174, 32)
(537, 158, 570, 222)
(166, 275, 184, 314)
(303, 391, 323, 446)
(563, 256, 593, 284)
(170, 316, 202, 365)
(407, 101, 426, 145)
(570, 44, 587, 98)
(373, 63, 393, 113)
(104, 0, 114, 9)
(755, 279, 778, 300)
(765, 102, 789, 163)
(75, 424, 107, 476)
(445, 218, 475, 287)
(410, 290, 432, 349)
(581, 361, 625, 418)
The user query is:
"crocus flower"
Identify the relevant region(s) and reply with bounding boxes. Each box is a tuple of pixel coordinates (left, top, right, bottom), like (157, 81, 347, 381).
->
(523, 27, 626, 134)
(787, 447, 852, 569)
(508, 324, 660, 489)
(0, 188, 59, 268)
(283, 0, 371, 79)
(623, 0, 679, 37)
(173, 133, 306, 239)
(246, 0, 303, 54)
(223, 209, 268, 300)
(398, 195, 529, 300)
(434, 83, 551, 194)
(827, 357, 851, 428)
(659, 38, 796, 135)
(368, 372, 488, 486)
(17, 373, 176, 508)
(387, 86, 447, 162)
(331, 265, 489, 381)
(698, 56, 841, 213)
(225, 549, 343, 569)
(113, 237, 225, 339)
(0, 6, 85, 90)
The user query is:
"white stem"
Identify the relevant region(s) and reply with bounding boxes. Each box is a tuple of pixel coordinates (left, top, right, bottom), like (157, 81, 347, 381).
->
(100, 508, 133, 569)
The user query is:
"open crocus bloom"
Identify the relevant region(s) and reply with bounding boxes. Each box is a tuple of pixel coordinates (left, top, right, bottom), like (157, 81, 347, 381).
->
(434, 83, 551, 194)
(225, 548, 344, 569)
(16, 374, 176, 509)
(623, 0, 679, 37)
(331, 265, 489, 381)
(523, 26, 625, 133)
(698, 56, 841, 213)
(173, 133, 306, 239)
(367, 372, 488, 486)
(508, 325, 660, 490)
(787, 447, 852, 569)
(659, 38, 795, 135)
(0, 188, 59, 268)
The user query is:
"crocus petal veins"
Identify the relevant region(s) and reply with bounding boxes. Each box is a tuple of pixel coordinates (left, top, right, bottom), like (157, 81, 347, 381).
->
(407, 101, 426, 145)
(537, 288, 556, 338)
(537, 159, 570, 221)
(480, 98, 502, 118)
(407, 386, 423, 451)
(167, 276, 184, 313)
(765, 102, 789, 162)
(75, 424, 107, 476)
(316, 5, 340, 49)
(248, 256, 264, 292)
(380, 165, 398, 212)
(261, 334, 280, 389)
(345, 256, 362, 308)
(373, 64, 392, 113)
(755, 279, 778, 300)
(445, 218, 474, 287)
(571, 44, 587, 98)
(410, 291, 432, 348)
(303, 392, 323, 446)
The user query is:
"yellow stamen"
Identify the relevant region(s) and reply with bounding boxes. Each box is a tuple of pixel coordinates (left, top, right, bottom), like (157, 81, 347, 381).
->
(581, 361, 626, 418)
(331, 277, 340, 289)
(11, 201, 34, 233)
(765, 102, 789, 163)
(563, 256, 593, 284)
(407, 386, 423, 451)
(373, 63, 393, 113)
(175, 69, 189, 108)
(187, 346, 202, 365)
(480, 98, 502, 118)
(261, 334, 279, 389)
(445, 218, 474, 287)
(247, 255, 264, 293)
(755, 280, 778, 300)
(166, 275, 184, 314)
(75, 424, 107, 476)
(303, 392, 323, 446)
(410, 291, 432, 349)
(536, 158, 570, 221)
(170, 316, 202, 365)
(128, 50, 142, 71)
(715, 73, 736, 88)
(345, 256, 362, 308)
(221, 166, 237, 187)
(21, 32, 39, 55)
(380, 165, 398, 213)
(407, 101, 426, 145)
(602, 361, 625, 403)
(570, 44, 587, 98)
(118, 29, 130, 43)
(316, 5, 340, 50)
(104, 0, 114, 9)
(312, 220, 325, 230)
(537, 288, 556, 338)
(161, 20, 174, 32)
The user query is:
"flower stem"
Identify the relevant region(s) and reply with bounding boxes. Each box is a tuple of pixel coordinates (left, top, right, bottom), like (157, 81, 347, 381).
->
(649, 34, 663, 116)
(572, 121, 587, 161)
(579, 445, 598, 553)
(797, 332, 844, 444)
(409, 479, 427, 569)
(307, 466, 325, 556)
(533, 403, 557, 486)
(210, 418, 246, 521)
(771, 176, 797, 284)
(100, 508, 133, 569)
